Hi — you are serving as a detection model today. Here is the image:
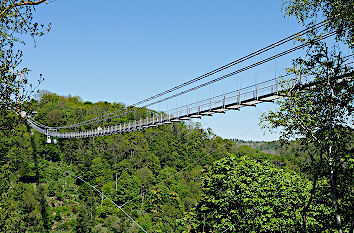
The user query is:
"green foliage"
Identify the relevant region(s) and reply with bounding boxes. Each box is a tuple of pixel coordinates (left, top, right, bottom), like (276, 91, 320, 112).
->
(75, 202, 94, 233)
(1, 90, 349, 232)
(1, 2, 352, 231)
(189, 154, 330, 232)
(0, 1, 50, 130)
(282, 0, 354, 47)
(115, 172, 141, 204)
(0, 91, 234, 232)
(262, 42, 354, 231)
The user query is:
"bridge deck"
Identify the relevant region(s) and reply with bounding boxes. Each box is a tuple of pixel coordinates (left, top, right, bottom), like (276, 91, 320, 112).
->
(27, 73, 353, 139)
(28, 78, 282, 138)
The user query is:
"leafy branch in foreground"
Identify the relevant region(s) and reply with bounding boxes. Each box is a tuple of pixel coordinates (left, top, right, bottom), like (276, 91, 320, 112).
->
(282, 0, 354, 48)
(187, 155, 328, 232)
(262, 42, 353, 232)
(0, 0, 50, 130)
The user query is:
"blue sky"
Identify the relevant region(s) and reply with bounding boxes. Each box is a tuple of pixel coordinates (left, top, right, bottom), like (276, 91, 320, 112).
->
(21, 0, 307, 141)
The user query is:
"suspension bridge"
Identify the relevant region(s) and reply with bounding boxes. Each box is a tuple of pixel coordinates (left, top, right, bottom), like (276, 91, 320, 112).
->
(24, 23, 353, 140)
(18, 22, 354, 233)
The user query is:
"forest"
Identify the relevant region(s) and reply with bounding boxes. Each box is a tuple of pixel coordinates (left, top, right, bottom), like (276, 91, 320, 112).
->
(1, 0, 353, 232)
(0, 91, 352, 232)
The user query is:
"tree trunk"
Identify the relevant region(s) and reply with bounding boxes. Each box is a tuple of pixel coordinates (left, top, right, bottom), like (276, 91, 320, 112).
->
(202, 214, 206, 233)
(115, 173, 117, 192)
(101, 190, 103, 209)
(329, 171, 343, 233)
(302, 175, 318, 232)
(328, 146, 343, 233)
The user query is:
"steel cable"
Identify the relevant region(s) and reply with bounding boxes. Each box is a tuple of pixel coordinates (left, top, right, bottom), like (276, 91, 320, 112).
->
(33, 23, 326, 130)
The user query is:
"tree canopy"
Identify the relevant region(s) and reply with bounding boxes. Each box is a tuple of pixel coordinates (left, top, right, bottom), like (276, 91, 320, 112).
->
(262, 41, 353, 232)
(0, 0, 49, 130)
(186, 154, 334, 232)
(283, 0, 354, 47)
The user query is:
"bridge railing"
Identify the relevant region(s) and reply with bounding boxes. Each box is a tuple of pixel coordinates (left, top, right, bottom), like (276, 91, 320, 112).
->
(30, 74, 337, 138)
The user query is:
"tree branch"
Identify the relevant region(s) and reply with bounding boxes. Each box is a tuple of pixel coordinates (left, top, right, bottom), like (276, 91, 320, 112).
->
(0, 0, 47, 17)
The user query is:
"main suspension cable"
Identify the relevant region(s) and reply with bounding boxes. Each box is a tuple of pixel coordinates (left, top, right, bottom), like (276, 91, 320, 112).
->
(33, 23, 327, 130)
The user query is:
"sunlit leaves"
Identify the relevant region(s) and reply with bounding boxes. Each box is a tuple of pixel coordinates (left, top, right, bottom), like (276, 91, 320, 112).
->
(191, 155, 327, 232)
(282, 0, 354, 47)
(0, 1, 49, 130)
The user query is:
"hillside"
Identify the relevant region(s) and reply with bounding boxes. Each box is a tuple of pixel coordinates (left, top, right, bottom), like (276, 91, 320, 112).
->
(230, 139, 279, 154)
(0, 91, 349, 232)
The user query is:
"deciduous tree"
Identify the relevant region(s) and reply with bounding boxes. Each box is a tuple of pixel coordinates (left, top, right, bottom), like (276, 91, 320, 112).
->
(0, 0, 49, 129)
(262, 42, 353, 232)
(283, 0, 354, 47)
(190, 155, 328, 232)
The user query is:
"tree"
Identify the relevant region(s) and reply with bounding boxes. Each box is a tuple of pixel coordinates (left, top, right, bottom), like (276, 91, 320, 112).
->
(190, 155, 329, 232)
(262, 42, 353, 232)
(75, 202, 94, 233)
(282, 0, 354, 47)
(0, 0, 49, 130)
